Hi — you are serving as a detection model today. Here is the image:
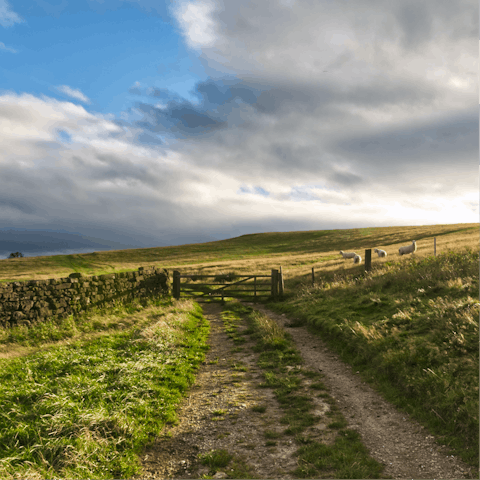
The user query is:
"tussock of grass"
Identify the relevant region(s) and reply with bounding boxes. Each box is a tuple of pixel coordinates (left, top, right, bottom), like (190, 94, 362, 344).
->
(268, 248, 479, 469)
(251, 405, 267, 413)
(0, 299, 210, 479)
(294, 429, 385, 479)
(199, 449, 233, 469)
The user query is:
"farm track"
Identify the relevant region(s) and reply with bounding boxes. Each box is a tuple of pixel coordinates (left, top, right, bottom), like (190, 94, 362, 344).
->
(136, 302, 476, 479)
(249, 303, 477, 480)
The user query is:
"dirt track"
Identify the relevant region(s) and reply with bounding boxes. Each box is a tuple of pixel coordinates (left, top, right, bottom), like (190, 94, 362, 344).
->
(136, 302, 477, 479)
(250, 303, 476, 480)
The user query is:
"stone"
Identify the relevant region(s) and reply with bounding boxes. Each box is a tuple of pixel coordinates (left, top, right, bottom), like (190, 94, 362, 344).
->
(213, 472, 227, 478)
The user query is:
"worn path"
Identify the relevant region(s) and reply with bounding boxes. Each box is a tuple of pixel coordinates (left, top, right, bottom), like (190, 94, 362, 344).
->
(136, 302, 477, 479)
(250, 302, 476, 480)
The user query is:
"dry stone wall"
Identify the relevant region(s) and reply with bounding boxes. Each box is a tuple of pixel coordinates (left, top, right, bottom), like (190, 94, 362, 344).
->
(0, 266, 169, 328)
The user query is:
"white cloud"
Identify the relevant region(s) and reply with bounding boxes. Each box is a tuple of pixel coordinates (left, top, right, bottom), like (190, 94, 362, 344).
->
(172, 0, 217, 49)
(56, 85, 91, 104)
(0, 1, 477, 249)
(0, 0, 22, 27)
(0, 41, 16, 52)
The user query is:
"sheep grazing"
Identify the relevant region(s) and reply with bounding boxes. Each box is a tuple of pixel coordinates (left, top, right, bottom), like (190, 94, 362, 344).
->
(340, 250, 357, 259)
(373, 248, 387, 258)
(353, 254, 362, 264)
(399, 240, 417, 256)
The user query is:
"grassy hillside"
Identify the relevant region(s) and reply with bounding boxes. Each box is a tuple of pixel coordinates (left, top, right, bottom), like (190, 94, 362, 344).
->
(0, 223, 478, 283)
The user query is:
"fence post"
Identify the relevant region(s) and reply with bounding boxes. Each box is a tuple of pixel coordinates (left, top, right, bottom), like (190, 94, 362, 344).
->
(173, 270, 180, 300)
(254, 276, 257, 302)
(279, 266, 284, 297)
(271, 269, 278, 299)
(312, 267, 315, 286)
(365, 249, 372, 272)
(434, 237, 436, 257)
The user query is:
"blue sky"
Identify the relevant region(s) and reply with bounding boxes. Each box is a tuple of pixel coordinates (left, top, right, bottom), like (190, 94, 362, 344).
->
(1, 1, 205, 115)
(0, 0, 478, 258)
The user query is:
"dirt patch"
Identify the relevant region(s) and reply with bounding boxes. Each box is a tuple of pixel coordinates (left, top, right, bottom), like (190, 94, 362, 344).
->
(250, 303, 477, 480)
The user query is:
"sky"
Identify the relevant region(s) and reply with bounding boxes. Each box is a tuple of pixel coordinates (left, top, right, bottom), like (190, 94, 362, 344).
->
(0, 0, 478, 259)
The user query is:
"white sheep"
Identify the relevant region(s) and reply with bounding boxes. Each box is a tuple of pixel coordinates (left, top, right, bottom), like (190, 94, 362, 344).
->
(353, 254, 362, 264)
(399, 240, 417, 256)
(373, 248, 387, 258)
(340, 250, 357, 259)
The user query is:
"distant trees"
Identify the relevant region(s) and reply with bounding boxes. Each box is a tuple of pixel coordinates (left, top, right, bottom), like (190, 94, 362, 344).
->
(8, 252, 24, 258)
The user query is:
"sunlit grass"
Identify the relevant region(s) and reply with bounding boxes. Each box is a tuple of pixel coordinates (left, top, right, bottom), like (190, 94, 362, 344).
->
(0, 223, 477, 283)
(267, 247, 479, 471)
(0, 223, 477, 477)
(0, 299, 210, 479)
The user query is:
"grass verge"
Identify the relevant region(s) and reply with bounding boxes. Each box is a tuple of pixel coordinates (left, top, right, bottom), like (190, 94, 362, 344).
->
(0, 297, 210, 479)
(266, 248, 479, 471)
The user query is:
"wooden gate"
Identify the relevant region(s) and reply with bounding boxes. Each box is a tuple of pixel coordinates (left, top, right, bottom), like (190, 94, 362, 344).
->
(172, 269, 284, 302)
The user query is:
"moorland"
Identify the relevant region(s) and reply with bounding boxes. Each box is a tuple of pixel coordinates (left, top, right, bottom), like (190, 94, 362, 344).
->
(0, 222, 478, 479)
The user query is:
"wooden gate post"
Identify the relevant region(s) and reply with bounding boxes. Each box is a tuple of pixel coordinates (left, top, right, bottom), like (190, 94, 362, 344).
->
(279, 266, 284, 297)
(434, 237, 436, 257)
(271, 269, 278, 299)
(173, 270, 180, 300)
(254, 276, 257, 302)
(312, 267, 315, 286)
(365, 249, 372, 272)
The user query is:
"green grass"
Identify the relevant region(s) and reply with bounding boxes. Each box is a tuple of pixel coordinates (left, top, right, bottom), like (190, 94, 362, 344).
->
(1, 224, 477, 478)
(266, 248, 479, 471)
(0, 299, 210, 479)
(1, 223, 477, 284)
(294, 429, 385, 479)
(251, 405, 267, 413)
(199, 449, 233, 469)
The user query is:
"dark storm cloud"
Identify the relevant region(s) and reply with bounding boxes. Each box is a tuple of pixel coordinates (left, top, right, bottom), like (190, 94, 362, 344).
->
(128, 71, 442, 152)
(146, 87, 185, 103)
(334, 109, 478, 167)
(194, 79, 260, 107)
(0, 196, 37, 215)
(129, 79, 270, 139)
(134, 100, 227, 137)
(135, 131, 164, 146)
(330, 171, 365, 188)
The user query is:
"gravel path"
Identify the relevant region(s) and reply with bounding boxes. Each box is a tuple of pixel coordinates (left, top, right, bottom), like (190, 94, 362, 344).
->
(249, 303, 477, 480)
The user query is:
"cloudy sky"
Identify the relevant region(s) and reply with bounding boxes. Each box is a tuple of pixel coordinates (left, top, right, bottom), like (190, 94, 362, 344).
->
(0, 0, 478, 258)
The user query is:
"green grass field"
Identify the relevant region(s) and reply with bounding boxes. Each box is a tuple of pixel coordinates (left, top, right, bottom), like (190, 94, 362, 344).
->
(0, 222, 478, 478)
(0, 222, 477, 283)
